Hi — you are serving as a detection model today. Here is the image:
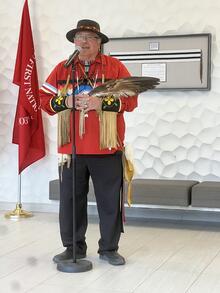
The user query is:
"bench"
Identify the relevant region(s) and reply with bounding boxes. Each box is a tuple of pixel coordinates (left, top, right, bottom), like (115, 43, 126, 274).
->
(49, 178, 198, 207)
(49, 179, 220, 221)
(191, 181, 220, 208)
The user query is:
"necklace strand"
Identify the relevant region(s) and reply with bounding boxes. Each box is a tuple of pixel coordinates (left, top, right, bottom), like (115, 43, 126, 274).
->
(78, 62, 97, 88)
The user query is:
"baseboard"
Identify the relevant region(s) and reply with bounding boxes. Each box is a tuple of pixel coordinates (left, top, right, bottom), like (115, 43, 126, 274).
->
(1, 201, 220, 223)
(0, 201, 59, 213)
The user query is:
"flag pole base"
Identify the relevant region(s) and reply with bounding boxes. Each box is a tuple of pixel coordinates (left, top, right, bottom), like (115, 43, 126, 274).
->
(57, 259, 93, 273)
(4, 203, 33, 219)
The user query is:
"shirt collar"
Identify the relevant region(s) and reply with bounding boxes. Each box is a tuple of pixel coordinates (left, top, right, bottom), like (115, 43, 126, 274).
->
(74, 53, 106, 66)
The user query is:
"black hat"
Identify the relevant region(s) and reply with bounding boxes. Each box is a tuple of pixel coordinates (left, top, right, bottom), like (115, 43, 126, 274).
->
(66, 19, 109, 44)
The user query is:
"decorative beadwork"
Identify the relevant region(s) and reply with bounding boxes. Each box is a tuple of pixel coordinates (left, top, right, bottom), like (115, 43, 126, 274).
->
(50, 95, 68, 112)
(102, 96, 120, 112)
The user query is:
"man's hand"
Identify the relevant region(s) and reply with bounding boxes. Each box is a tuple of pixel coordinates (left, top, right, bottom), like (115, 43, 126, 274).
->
(66, 93, 102, 112)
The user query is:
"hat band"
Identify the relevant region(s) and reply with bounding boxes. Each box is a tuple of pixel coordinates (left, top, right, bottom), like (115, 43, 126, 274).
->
(78, 25, 100, 32)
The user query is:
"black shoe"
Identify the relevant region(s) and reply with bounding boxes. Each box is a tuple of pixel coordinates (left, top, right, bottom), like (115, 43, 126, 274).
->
(99, 251, 125, 266)
(53, 247, 86, 263)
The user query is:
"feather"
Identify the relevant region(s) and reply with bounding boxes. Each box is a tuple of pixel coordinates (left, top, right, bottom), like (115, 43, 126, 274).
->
(88, 76, 160, 98)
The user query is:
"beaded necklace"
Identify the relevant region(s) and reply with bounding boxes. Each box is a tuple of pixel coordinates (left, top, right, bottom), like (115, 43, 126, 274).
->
(76, 61, 97, 88)
(75, 61, 99, 138)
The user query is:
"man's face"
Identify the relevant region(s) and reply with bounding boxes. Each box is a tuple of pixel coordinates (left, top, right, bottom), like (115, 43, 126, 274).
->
(74, 31, 101, 60)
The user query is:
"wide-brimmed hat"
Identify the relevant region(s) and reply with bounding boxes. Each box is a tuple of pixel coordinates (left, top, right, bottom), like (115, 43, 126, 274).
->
(66, 19, 109, 44)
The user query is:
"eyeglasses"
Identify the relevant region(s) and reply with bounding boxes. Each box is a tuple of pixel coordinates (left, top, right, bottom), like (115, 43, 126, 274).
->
(74, 35, 100, 42)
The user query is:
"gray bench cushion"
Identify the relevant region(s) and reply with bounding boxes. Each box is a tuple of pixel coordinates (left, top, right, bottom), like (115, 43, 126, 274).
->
(49, 179, 60, 200)
(50, 178, 198, 207)
(49, 179, 96, 201)
(127, 179, 198, 207)
(191, 181, 220, 208)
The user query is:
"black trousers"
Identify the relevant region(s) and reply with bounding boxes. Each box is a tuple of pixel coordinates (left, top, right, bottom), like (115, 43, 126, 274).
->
(58, 152, 123, 254)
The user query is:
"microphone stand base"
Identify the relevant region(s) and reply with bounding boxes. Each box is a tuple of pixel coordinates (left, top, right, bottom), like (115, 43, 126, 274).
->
(57, 259, 93, 273)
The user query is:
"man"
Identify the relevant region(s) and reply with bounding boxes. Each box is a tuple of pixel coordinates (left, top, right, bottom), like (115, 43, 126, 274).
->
(39, 19, 137, 266)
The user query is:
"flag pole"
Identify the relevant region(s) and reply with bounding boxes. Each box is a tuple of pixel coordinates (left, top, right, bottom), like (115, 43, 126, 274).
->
(7, 0, 45, 221)
(5, 174, 33, 219)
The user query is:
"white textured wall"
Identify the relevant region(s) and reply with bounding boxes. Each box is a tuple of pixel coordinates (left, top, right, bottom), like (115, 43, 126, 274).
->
(1, 0, 220, 205)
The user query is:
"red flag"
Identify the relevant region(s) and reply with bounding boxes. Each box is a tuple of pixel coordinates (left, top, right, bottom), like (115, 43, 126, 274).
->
(12, 0, 45, 174)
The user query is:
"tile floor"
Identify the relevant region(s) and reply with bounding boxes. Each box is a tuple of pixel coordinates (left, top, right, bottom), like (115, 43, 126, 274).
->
(1, 211, 220, 293)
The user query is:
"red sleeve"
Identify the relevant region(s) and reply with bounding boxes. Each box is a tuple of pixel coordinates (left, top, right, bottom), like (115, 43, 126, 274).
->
(39, 64, 59, 116)
(115, 59, 138, 113)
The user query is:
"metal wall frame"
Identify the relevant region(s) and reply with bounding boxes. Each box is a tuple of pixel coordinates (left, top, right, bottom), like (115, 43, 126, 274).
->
(103, 33, 212, 91)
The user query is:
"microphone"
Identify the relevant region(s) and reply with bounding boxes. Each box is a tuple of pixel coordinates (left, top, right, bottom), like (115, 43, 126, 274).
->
(64, 46, 82, 68)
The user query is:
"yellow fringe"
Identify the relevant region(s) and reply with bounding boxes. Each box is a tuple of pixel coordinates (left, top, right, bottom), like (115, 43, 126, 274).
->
(99, 111, 118, 149)
(57, 74, 71, 147)
(58, 109, 71, 147)
(122, 150, 135, 207)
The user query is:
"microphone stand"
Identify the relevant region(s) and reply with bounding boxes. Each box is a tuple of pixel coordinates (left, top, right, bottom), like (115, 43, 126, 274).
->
(57, 61, 92, 273)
